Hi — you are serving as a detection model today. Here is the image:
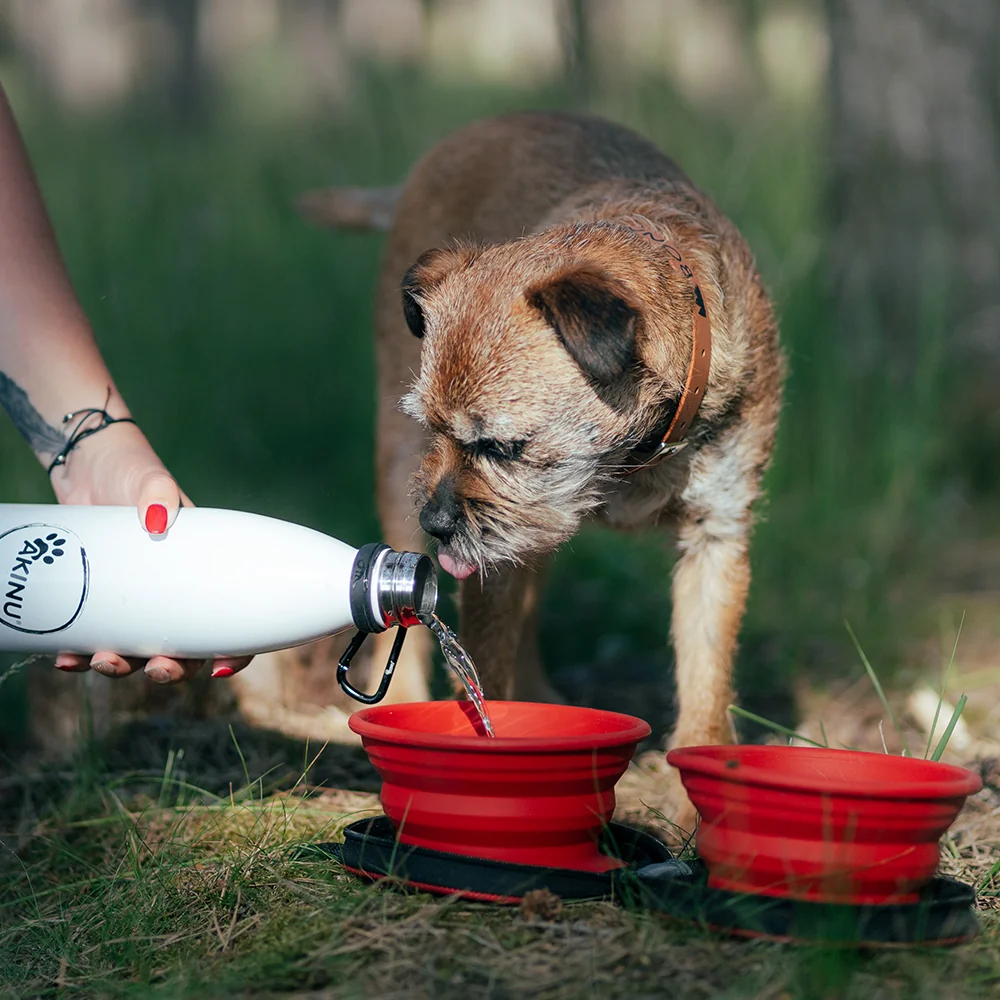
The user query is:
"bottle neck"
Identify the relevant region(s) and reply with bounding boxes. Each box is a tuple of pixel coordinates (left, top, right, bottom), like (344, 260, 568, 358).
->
(349, 543, 438, 633)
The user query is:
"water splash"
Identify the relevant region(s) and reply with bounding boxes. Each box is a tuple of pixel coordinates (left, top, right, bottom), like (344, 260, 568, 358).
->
(419, 612, 495, 737)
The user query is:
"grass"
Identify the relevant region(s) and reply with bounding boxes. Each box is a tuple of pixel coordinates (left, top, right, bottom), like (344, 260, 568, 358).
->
(3, 724, 1000, 1000)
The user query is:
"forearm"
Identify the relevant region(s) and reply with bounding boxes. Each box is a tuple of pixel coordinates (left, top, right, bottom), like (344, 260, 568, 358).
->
(0, 81, 129, 466)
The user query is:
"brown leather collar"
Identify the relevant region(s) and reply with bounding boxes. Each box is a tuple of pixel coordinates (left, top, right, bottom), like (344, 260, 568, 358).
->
(621, 221, 712, 471)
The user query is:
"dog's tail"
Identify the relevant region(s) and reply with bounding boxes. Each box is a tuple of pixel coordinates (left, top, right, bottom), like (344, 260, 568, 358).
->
(296, 185, 400, 232)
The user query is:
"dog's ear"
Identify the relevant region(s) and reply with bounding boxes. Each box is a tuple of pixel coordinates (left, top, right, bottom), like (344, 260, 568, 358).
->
(527, 270, 640, 399)
(401, 245, 474, 339)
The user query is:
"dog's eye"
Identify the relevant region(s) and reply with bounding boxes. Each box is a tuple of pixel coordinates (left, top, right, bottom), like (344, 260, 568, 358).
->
(467, 438, 526, 463)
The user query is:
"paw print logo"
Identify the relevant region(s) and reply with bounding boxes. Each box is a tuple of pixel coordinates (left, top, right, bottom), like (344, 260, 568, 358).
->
(30, 533, 66, 565)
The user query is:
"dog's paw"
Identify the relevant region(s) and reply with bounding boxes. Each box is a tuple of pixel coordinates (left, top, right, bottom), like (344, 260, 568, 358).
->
(615, 752, 700, 843)
(634, 747, 671, 775)
(659, 764, 699, 839)
(669, 792, 699, 840)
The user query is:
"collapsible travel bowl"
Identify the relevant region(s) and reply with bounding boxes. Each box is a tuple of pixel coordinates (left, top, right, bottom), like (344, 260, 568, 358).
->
(348, 701, 651, 873)
(316, 715, 981, 945)
(667, 744, 983, 905)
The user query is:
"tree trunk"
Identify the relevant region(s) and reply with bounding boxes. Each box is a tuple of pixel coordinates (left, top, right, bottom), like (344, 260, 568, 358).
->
(157, 0, 205, 123)
(561, 0, 594, 104)
(827, 0, 1000, 379)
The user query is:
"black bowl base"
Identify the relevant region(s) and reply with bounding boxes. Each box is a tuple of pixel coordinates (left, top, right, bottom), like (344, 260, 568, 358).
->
(301, 816, 979, 947)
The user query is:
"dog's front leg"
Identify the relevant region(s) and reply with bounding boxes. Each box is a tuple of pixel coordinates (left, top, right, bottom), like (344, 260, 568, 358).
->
(458, 562, 552, 702)
(656, 517, 750, 832)
(669, 518, 749, 751)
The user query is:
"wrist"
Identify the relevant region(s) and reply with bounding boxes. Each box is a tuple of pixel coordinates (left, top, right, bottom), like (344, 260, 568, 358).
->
(44, 390, 134, 469)
(49, 417, 149, 505)
(0, 354, 131, 468)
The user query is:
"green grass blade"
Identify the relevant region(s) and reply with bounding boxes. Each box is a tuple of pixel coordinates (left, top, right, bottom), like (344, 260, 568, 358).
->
(158, 748, 176, 806)
(977, 856, 1000, 892)
(924, 610, 966, 760)
(727, 704, 828, 748)
(229, 724, 252, 800)
(844, 620, 909, 756)
(930, 693, 968, 762)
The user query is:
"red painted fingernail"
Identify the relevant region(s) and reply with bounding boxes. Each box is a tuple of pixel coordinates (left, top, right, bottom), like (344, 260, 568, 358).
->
(56, 662, 77, 672)
(145, 504, 168, 535)
(211, 665, 235, 679)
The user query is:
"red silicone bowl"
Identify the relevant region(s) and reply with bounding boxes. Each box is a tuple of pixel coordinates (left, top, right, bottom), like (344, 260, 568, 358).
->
(668, 744, 982, 905)
(349, 701, 651, 872)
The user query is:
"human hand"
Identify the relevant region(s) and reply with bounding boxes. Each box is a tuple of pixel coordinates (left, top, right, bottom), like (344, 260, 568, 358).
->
(48, 420, 253, 683)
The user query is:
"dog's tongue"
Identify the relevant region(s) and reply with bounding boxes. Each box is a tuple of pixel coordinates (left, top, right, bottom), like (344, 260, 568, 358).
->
(438, 551, 477, 580)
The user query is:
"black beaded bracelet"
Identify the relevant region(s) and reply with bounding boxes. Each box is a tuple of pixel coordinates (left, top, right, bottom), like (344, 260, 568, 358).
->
(47, 391, 136, 476)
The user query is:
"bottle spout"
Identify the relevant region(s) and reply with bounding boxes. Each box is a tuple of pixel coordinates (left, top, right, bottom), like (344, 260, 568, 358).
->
(348, 543, 438, 634)
(339, 544, 439, 704)
(376, 549, 438, 628)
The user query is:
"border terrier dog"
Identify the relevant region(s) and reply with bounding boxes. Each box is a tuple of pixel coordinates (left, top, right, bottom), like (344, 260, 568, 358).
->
(291, 112, 783, 825)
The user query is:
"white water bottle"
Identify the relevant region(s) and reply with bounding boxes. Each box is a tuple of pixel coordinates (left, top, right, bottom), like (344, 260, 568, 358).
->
(0, 504, 437, 700)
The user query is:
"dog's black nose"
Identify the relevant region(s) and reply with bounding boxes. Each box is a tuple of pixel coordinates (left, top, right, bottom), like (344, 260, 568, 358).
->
(419, 481, 461, 543)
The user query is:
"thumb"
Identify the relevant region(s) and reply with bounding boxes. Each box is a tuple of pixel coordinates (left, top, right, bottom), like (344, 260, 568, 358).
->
(136, 470, 186, 535)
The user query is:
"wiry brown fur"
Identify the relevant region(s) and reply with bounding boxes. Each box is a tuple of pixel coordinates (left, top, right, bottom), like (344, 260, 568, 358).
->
(287, 112, 784, 827)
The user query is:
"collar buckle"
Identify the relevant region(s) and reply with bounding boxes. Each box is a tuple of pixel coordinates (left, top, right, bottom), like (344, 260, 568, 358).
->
(627, 439, 689, 474)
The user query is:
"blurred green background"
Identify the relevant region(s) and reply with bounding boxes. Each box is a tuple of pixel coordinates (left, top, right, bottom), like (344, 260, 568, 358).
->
(0, 0, 996, 741)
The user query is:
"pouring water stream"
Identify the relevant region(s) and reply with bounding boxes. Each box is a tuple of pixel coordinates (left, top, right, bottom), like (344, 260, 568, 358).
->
(419, 612, 496, 737)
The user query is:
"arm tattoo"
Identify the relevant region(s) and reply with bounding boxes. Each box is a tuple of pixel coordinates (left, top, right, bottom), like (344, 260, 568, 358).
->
(0, 370, 66, 457)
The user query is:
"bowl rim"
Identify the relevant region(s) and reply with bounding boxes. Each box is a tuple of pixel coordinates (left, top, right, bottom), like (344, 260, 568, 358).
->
(349, 700, 651, 751)
(667, 744, 983, 799)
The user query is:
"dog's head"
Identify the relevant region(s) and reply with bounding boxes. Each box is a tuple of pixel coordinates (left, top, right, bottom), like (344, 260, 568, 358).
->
(400, 224, 695, 579)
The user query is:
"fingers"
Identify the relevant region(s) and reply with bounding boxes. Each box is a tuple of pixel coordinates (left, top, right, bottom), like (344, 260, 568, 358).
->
(136, 469, 183, 535)
(144, 656, 205, 685)
(209, 655, 254, 679)
(90, 652, 145, 678)
(55, 652, 144, 676)
(56, 652, 153, 677)
(55, 653, 90, 672)
(55, 653, 251, 684)
(144, 654, 253, 684)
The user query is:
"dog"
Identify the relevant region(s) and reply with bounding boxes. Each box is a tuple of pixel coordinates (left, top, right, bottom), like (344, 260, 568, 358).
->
(289, 112, 784, 826)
